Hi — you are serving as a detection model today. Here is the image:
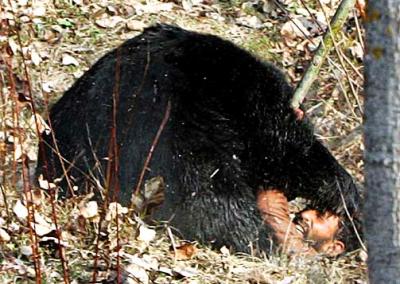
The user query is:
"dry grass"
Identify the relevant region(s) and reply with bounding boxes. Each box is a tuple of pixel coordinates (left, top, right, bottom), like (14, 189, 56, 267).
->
(0, 0, 366, 282)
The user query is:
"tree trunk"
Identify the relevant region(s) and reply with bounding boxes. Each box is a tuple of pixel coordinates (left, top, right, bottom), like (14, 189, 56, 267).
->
(364, 1, 400, 283)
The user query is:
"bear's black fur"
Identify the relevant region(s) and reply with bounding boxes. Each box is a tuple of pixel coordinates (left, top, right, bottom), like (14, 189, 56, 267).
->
(37, 24, 361, 253)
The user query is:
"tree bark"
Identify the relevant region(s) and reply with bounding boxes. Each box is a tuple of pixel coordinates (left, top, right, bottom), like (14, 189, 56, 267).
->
(364, 1, 400, 283)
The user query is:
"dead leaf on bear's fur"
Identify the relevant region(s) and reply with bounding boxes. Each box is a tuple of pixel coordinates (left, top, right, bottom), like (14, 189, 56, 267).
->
(172, 242, 198, 260)
(131, 176, 165, 214)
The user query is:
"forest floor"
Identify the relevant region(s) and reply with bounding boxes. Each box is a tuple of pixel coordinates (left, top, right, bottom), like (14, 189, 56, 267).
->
(0, 0, 366, 283)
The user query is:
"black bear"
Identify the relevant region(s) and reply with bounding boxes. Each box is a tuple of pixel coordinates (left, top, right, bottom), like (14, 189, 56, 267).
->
(37, 24, 362, 255)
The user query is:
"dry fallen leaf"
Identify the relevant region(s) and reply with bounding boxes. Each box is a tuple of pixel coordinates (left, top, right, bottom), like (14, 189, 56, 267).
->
(172, 265, 198, 278)
(220, 245, 230, 256)
(13, 143, 22, 161)
(158, 266, 173, 276)
(80, 201, 99, 219)
(182, 0, 193, 11)
(95, 16, 124, 28)
(30, 49, 42, 66)
(27, 147, 37, 162)
(137, 225, 156, 244)
(13, 200, 28, 220)
(42, 82, 53, 92)
(126, 254, 159, 271)
(8, 222, 20, 233)
(172, 243, 198, 260)
(280, 18, 310, 46)
(32, 213, 55, 236)
(20, 245, 33, 256)
(105, 202, 128, 221)
(40, 236, 69, 247)
(126, 20, 146, 31)
(0, 228, 10, 242)
(236, 16, 263, 29)
(24, 188, 44, 206)
(31, 222, 54, 236)
(30, 114, 51, 135)
(134, 2, 174, 15)
(125, 263, 149, 284)
(277, 276, 295, 284)
(32, 5, 46, 17)
(8, 38, 19, 54)
(61, 54, 79, 66)
(33, 212, 51, 225)
(38, 174, 56, 190)
(350, 42, 364, 60)
(262, 0, 277, 13)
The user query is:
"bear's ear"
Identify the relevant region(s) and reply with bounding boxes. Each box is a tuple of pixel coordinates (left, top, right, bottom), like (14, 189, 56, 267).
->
(323, 240, 345, 256)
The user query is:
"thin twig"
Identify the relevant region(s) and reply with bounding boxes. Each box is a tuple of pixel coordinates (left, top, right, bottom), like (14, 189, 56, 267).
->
(291, 0, 357, 109)
(316, 0, 363, 116)
(132, 100, 172, 203)
(337, 180, 367, 251)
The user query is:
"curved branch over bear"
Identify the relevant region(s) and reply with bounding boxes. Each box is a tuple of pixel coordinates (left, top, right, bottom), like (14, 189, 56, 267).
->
(37, 24, 362, 256)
